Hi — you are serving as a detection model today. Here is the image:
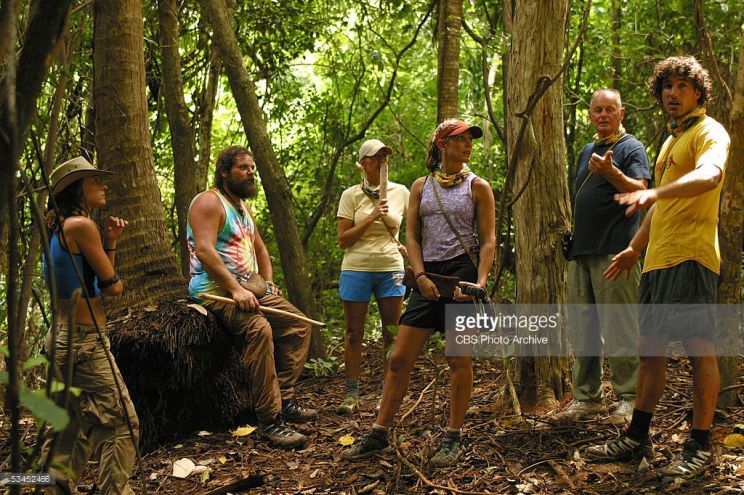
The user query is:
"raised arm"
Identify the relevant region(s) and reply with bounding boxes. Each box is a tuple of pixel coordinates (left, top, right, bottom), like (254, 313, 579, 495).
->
(67, 216, 124, 296)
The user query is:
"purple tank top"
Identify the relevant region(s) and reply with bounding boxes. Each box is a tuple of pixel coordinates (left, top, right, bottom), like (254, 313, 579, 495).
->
(420, 173, 478, 262)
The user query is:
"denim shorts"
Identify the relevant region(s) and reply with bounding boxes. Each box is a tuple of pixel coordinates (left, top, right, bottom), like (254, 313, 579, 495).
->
(339, 270, 405, 302)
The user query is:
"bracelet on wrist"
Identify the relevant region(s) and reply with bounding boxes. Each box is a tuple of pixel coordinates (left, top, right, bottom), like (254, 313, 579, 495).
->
(104, 248, 116, 252)
(98, 273, 120, 290)
(415, 272, 426, 280)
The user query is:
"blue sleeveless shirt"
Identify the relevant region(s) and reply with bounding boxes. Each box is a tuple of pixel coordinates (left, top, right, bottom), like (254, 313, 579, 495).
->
(43, 233, 101, 298)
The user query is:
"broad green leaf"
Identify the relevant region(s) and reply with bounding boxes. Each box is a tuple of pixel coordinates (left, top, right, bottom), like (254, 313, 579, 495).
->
(19, 388, 69, 431)
(23, 355, 49, 371)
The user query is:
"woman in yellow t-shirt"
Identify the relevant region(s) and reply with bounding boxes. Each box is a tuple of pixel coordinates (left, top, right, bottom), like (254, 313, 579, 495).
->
(336, 139, 410, 414)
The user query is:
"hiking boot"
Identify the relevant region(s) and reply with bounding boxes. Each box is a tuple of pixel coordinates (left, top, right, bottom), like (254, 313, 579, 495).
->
(337, 396, 359, 415)
(609, 400, 635, 426)
(583, 432, 649, 462)
(258, 417, 307, 450)
(554, 401, 605, 422)
(429, 433, 462, 468)
(281, 399, 318, 423)
(341, 429, 390, 460)
(658, 439, 715, 480)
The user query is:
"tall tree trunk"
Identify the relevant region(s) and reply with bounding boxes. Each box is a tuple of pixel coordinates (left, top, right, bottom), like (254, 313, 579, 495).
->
(0, 3, 72, 480)
(201, 0, 322, 356)
(158, 0, 198, 277)
(196, 47, 222, 193)
(716, 29, 744, 408)
(94, 0, 185, 314)
(610, 0, 622, 91)
(506, 0, 571, 407)
(436, 0, 462, 122)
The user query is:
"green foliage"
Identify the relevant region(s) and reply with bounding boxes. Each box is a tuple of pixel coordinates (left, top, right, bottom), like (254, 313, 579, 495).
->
(304, 356, 340, 377)
(0, 346, 69, 431)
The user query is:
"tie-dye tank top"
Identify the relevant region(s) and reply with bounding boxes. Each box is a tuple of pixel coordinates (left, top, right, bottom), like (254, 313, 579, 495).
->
(187, 189, 259, 302)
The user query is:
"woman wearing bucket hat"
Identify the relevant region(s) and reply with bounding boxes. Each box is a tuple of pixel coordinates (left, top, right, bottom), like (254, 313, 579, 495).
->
(336, 139, 410, 415)
(342, 119, 496, 467)
(42, 156, 139, 494)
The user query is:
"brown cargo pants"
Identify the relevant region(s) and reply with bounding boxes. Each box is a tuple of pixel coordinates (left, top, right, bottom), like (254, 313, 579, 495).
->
(44, 324, 139, 495)
(203, 293, 312, 423)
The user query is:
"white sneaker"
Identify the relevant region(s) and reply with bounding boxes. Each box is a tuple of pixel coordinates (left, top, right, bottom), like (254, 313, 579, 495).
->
(554, 401, 605, 422)
(609, 400, 634, 425)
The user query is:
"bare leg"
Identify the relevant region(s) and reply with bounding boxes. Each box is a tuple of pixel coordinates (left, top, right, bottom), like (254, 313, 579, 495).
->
(376, 296, 404, 378)
(375, 325, 433, 427)
(683, 338, 719, 430)
(445, 356, 473, 430)
(342, 301, 370, 382)
(634, 335, 668, 413)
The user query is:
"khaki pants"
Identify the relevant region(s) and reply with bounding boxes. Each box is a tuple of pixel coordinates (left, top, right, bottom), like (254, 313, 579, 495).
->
(568, 254, 640, 402)
(203, 293, 312, 423)
(44, 325, 139, 495)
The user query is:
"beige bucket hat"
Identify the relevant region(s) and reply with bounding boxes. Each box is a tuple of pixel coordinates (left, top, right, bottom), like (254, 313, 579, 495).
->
(49, 157, 114, 195)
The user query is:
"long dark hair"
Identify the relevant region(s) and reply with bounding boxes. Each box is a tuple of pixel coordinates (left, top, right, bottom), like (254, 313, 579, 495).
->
(45, 180, 88, 234)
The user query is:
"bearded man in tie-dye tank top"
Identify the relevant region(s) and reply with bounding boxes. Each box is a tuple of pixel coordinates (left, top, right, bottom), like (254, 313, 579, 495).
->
(187, 145, 316, 450)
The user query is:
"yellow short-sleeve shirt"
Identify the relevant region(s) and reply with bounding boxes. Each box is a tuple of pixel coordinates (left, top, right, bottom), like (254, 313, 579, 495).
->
(644, 115, 730, 275)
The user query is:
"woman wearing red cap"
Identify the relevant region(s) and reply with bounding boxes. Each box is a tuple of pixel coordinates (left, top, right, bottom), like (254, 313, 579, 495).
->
(42, 157, 138, 494)
(336, 139, 410, 414)
(343, 120, 496, 466)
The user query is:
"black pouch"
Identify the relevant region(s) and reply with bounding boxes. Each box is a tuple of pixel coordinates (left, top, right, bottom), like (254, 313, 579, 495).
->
(561, 232, 573, 261)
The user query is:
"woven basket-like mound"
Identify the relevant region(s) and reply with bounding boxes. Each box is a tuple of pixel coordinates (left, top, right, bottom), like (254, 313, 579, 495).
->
(108, 299, 252, 451)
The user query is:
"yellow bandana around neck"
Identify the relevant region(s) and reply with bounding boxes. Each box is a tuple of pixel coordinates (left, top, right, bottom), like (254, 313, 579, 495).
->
(434, 165, 471, 188)
(667, 107, 706, 136)
(592, 124, 626, 146)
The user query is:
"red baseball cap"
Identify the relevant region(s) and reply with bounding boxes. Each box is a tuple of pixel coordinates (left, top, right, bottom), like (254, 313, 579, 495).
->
(435, 119, 484, 143)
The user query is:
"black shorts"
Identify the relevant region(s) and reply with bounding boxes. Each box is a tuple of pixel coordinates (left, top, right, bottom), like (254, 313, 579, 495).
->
(399, 253, 477, 333)
(639, 260, 718, 341)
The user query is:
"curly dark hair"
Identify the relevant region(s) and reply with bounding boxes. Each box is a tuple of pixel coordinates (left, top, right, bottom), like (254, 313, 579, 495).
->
(648, 56, 712, 106)
(214, 145, 252, 191)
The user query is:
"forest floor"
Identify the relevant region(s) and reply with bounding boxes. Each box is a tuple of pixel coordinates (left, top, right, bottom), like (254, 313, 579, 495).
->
(3, 345, 744, 494)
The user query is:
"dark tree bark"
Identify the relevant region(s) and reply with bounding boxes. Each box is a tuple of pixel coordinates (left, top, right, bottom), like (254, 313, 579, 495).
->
(94, 0, 185, 314)
(716, 31, 744, 408)
(158, 0, 198, 277)
(201, 0, 321, 355)
(436, 0, 463, 122)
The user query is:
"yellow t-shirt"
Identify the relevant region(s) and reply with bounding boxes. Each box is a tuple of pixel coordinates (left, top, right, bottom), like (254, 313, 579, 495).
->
(337, 182, 410, 272)
(644, 115, 730, 275)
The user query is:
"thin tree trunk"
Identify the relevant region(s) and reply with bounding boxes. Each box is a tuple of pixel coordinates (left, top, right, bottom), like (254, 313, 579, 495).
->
(506, 0, 571, 408)
(436, 0, 463, 122)
(196, 47, 222, 193)
(94, 0, 185, 314)
(17, 29, 73, 349)
(716, 29, 744, 408)
(158, 0, 198, 277)
(201, 0, 321, 355)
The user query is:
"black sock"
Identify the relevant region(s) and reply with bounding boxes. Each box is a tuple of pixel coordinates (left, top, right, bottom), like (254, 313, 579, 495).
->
(444, 428, 461, 442)
(626, 409, 653, 441)
(371, 423, 389, 440)
(690, 429, 711, 450)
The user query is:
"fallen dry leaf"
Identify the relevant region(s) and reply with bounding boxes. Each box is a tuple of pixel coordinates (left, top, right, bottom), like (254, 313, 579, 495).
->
(197, 430, 212, 437)
(231, 425, 256, 437)
(724, 434, 744, 449)
(217, 456, 227, 464)
(187, 303, 208, 316)
(339, 434, 355, 446)
(172, 458, 195, 478)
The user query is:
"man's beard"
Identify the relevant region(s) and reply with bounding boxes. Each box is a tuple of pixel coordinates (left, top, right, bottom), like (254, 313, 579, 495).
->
(226, 175, 258, 199)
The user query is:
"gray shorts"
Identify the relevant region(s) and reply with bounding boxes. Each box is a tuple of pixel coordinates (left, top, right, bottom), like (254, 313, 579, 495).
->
(639, 260, 718, 341)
